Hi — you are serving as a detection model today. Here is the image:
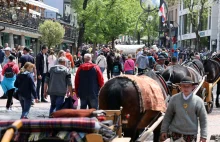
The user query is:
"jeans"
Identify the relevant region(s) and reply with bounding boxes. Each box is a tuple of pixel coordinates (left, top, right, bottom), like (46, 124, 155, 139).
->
(125, 70, 134, 75)
(100, 67, 105, 73)
(49, 95, 65, 115)
(36, 73, 46, 100)
(6, 88, 15, 109)
(80, 96, 98, 109)
(19, 96, 32, 118)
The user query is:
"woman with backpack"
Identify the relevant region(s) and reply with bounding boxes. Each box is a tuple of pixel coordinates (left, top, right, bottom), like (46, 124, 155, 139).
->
(124, 54, 135, 75)
(2, 55, 19, 111)
(112, 56, 123, 77)
(15, 62, 38, 119)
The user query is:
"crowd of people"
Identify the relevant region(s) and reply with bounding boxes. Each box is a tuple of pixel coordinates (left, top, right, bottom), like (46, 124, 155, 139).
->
(0, 42, 211, 141)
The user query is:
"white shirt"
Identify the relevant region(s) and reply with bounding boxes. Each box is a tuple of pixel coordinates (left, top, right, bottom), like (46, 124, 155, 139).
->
(43, 54, 47, 73)
(182, 93, 193, 100)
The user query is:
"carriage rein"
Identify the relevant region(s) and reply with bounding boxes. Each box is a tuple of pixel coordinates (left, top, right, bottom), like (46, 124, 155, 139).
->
(167, 65, 180, 94)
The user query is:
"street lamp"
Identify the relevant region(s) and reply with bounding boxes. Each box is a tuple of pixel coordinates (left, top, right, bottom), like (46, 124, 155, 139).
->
(133, 0, 159, 45)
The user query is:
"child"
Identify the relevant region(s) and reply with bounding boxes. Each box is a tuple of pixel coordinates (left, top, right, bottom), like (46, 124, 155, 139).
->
(14, 62, 38, 119)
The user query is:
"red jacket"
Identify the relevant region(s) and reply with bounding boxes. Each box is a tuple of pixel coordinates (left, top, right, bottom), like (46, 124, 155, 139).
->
(75, 62, 104, 96)
(2, 62, 19, 75)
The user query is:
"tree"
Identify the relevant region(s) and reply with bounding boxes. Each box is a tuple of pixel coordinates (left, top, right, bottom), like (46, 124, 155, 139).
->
(167, 0, 215, 51)
(39, 20, 65, 48)
(72, 0, 145, 48)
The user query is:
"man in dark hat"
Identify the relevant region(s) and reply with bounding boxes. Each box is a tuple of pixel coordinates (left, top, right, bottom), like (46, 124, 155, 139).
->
(160, 76, 207, 142)
(154, 54, 167, 74)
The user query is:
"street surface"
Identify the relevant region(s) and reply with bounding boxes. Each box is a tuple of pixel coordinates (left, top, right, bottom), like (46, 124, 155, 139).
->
(0, 72, 219, 141)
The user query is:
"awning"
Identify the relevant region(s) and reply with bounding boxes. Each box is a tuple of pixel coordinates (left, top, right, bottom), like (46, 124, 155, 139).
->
(29, 9, 41, 16)
(20, 0, 59, 13)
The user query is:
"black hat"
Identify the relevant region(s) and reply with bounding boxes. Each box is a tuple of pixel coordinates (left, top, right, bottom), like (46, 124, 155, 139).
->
(177, 76, 198, 85)
(157, 55, 166, 60)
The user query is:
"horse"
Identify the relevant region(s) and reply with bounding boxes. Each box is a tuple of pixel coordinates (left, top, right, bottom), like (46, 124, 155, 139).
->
(162, 59, 203, 97)
(203, 55, 220, 107)
(99, 71, 169, 142)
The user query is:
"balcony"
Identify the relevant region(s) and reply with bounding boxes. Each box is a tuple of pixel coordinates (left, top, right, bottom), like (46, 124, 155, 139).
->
(0, 6, 76, 40)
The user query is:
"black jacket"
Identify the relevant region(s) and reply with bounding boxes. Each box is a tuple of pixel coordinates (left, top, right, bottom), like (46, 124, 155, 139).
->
(14, 72, 37, 99)
(36, 52, 48, 76)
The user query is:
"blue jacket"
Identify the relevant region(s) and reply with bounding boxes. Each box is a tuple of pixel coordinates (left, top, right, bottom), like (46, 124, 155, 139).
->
(14, 72, 37, 99)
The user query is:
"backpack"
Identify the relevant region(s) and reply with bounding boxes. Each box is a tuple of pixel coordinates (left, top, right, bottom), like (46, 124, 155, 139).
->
(5, 64, 15, 78)
(148, 57, 154, 69)
(112, 65, 119, 73)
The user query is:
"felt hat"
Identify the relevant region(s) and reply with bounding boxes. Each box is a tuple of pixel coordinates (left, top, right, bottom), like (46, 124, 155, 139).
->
(177, 76, 199, 85)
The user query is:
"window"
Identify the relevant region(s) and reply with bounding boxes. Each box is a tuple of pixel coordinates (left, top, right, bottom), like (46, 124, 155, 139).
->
(169, 10, 173, 21)
(175, 9, 178, 23)
(183, 15, 187, 34)
(179, 16, 182, 35)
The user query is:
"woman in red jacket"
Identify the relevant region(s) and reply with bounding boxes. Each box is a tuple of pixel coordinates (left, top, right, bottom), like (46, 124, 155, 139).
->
(2, 55, 19, 111)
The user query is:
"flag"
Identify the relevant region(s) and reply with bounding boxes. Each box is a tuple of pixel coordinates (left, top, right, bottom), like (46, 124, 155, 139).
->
(159, 2, 166, 23)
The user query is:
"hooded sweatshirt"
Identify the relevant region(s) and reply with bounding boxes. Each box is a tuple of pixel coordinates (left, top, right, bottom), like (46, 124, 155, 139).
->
(45, 65, 72, 96)
(14, 71, 37, 99)
(75, 62, 104, 98)
(136, 54, 149, 69)
(96, 55, 107, 68)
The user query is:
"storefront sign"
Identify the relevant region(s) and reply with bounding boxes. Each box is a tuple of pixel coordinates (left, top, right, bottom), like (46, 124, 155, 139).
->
(199, 31, 205, 37)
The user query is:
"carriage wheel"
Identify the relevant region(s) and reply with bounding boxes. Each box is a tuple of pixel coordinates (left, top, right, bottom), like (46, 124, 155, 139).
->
(205, 93, 214, 114)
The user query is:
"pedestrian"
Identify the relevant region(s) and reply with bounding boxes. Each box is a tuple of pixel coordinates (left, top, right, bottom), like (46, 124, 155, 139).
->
(2, 47, 12, 67)
(36, 45, 48, 102)
(18, 47, 35, 68)
(124, 54, 135, 75)
(160, 76, 207, 142)
(14, 62, 38, 119)
(65, 49, 74, 69)
(147, 52, 156, 69)
(55, 50, 70, 68)
(154, 54, 167, 74)
(44, 57, 73, 115)
(112, 56, 123, 77)
(106, 51, 115, 79)
(96, 52, 107, 73)
(2, 55, 19, 111)
(48, 50, 57, 71)
(0, 46, 5, 65)
(136, 50, 149, 74)
(168, 56, 178, 66)
(75, 53, 104, 109)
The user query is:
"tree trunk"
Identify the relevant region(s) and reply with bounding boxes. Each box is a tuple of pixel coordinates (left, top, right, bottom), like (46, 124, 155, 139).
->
(111, 37, 115, 48)
(76, 0, 88, 55)
(137, 32, 140, 45)
(195, 31, 200, 52)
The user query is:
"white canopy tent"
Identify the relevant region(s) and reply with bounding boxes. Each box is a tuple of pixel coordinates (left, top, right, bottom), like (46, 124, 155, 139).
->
(115, 45, 145, 55)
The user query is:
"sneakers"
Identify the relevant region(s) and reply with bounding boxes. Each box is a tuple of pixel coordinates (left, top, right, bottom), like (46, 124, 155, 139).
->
(6, 107, 12, 112)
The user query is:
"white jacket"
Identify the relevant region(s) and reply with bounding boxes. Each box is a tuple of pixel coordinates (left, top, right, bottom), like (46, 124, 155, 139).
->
(96, 55, 107, 68)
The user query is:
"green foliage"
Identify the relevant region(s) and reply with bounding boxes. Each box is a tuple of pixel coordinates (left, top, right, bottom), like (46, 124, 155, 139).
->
(72, 0, 159, 44)
(39, 20, 65, 48)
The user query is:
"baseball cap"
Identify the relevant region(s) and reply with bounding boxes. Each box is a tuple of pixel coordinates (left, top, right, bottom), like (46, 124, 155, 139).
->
(4, 47, 11, 51)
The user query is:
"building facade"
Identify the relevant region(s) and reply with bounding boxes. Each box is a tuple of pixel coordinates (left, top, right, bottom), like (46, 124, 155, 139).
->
(0, 0, 77, 55)
(44, 0, 78, 54)
(177, 0, 212, 51)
